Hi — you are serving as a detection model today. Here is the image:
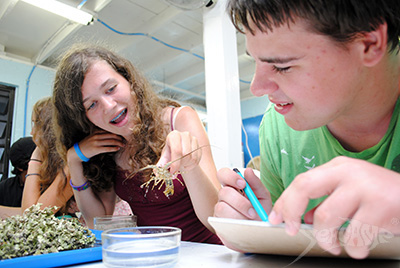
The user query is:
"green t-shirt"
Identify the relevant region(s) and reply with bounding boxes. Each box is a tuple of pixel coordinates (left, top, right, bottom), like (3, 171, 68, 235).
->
(259, 98, 400, 212)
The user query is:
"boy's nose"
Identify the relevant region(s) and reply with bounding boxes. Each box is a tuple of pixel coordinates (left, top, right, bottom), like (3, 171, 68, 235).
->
(250, 69, 279, 97)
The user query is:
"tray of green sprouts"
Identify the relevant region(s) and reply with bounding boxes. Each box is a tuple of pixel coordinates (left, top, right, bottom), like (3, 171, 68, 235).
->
(0, 204, 96, 260)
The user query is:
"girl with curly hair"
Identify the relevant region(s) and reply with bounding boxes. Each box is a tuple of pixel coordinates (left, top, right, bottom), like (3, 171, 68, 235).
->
(52, 44, 221, 244)
(22, 97, 78, 217)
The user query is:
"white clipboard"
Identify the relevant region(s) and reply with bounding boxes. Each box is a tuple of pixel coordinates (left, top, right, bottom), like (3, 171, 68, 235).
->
(208, 217, 400, 259)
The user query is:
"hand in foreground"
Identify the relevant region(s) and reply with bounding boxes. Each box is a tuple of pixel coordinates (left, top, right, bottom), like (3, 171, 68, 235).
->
(214, 168, 272, 220)
(156, 130, 202, 174)
(269, 156, 400, 259)
(67, 131, 125, 163)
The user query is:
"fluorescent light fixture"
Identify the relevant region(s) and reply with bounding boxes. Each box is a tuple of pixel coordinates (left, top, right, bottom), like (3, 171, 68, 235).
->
(22, 0, 93, 25)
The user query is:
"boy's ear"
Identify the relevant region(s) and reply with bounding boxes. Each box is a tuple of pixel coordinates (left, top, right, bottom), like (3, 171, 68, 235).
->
(360, 22, 388, 67)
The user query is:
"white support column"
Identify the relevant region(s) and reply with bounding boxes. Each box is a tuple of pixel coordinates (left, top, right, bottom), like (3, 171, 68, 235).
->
(203, 0, 243, 169)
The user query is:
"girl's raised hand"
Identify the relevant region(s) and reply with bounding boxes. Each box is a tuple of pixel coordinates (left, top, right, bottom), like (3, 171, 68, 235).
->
(156, 130, 202, 174)
(68, 131, 125, 163)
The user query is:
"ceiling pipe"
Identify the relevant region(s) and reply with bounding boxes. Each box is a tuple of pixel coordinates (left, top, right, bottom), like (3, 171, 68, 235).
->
(152, 80, 205, 100)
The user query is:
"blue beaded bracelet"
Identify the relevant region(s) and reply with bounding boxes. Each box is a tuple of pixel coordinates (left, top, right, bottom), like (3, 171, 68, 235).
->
(70, 179, 92, 191)
(74, 142, 90, 162)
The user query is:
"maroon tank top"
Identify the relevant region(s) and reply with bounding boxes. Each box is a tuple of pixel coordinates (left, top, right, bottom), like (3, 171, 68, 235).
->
(114, 107, 221, 244)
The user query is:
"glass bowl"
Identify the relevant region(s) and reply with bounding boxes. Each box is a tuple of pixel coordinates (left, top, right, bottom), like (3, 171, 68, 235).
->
(101, 226, 181, 268)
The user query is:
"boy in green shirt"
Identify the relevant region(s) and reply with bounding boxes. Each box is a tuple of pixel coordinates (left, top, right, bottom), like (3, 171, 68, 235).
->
(215, 0, 400, 259)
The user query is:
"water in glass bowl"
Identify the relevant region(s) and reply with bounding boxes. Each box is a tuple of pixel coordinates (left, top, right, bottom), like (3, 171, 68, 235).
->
(103, 238, 179, 267)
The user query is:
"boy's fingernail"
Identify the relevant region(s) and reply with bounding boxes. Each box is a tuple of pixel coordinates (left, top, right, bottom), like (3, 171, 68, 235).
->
(248, 208, 256, 218)
(285, 222, 295, 235)
(269, 210, 276, 221)
(285, 221, 299, 236)
(327, 245, 341, 256)
(237, 179, 246, 188)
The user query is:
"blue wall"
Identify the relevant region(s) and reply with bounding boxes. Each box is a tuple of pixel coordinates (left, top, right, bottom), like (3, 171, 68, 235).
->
(0, 57, 55, 143)
(240, 95, 269, 167)
(242, 115, 263, 167)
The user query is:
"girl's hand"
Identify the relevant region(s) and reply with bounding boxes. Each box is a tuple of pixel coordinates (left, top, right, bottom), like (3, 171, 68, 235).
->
(67, 131, 125, 163)
(156, 130, 202, 174)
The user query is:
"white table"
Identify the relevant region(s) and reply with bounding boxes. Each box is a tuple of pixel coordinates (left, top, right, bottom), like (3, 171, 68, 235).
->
(71, 241, 400, 268)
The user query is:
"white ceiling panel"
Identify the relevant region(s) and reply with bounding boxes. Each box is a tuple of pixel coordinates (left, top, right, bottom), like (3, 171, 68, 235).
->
(0, 0, 255, 111)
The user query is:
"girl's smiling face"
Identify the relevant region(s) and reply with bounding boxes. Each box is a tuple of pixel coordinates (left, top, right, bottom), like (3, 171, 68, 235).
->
(81, 60, 136, 139)
(246, 19, 365, 131)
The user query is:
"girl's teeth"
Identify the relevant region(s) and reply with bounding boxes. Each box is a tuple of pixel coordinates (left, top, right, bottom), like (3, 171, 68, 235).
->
(111, 109, 126, 123)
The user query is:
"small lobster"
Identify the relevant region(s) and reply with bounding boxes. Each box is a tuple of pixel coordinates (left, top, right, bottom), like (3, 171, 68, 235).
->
(133, 145, 207, 197)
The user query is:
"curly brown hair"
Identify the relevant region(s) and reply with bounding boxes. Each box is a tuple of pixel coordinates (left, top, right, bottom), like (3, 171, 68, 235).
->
(52, 44, 180, 192)
(32, 97, 70, 215)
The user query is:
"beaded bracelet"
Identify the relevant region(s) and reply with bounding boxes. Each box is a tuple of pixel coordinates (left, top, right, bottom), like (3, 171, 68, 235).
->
(25, 173, 41, 179)
(74, 142, 90, 162)
(70, 179, 92, 192)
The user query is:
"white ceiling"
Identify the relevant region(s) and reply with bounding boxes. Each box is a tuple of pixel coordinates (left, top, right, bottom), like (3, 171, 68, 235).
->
(0, 0, 255, 112)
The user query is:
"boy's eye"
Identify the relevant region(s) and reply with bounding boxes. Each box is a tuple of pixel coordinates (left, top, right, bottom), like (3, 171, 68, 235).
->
(272, 66, 291, 73)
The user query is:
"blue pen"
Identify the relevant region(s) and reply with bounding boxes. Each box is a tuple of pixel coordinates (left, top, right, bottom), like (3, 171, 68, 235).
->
(233, 168, 269, 222)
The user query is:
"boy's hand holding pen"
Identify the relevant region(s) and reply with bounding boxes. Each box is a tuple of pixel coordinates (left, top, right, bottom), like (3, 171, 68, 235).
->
(233, 168, 269, 222)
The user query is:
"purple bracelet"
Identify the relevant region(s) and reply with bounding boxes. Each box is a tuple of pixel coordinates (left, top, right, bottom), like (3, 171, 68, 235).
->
(70, 179, 91, 191)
